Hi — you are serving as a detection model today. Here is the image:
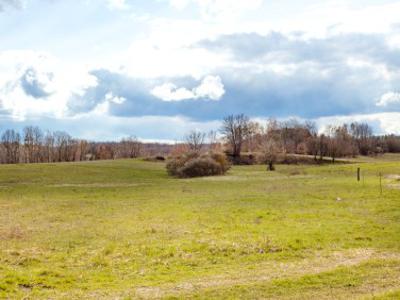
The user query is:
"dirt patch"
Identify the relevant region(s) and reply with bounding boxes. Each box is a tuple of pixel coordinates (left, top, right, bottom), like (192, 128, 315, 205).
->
(134, 249, 400, 299)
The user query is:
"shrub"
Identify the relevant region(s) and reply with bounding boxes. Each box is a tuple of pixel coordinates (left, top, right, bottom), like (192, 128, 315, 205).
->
(166, 152, 231, 178)
(209, 152, 231, 173)
(143, 156, 166, 162)
(179, 157, 222, 177)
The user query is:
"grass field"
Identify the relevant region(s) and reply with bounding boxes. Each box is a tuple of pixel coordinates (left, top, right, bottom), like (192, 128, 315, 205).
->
(1, 157, 400, 299)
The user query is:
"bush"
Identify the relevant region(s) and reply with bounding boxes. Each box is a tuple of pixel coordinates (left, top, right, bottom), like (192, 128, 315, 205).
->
(209, 152, 231, 173)
(143, 155, 166, 162)
(224, 152, 258, 165)
(166, 152, 231, 178)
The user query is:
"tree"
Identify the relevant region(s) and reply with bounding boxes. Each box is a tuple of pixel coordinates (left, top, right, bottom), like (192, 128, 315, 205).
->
(119, 136, 142, 158)
(350, 122, 373, 155)
(185, 131, 206, 152)
(220, 114, 250, 160)
(263, 139, 279, 171)
(23, 126, 43, 163)
(1, 129, 20, 164)
(43, 131, 55, 162)
(326, 124, 357, 162)
(54, 131, 73, 162)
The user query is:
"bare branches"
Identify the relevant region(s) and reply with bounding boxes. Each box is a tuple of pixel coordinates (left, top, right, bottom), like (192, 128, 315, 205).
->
(185, 131, 206, 152)
(220, 114, 251, 158)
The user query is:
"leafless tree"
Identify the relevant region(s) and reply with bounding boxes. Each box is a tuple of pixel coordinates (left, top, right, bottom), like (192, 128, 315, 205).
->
(185, 131, 206, 152)
(23, 126, 43, 163)
(119, 136, 142, 158)
(350, 122, 373, 155)
(263, 139, 279, 171)
(1, 129, 20, 164)
(220, 114, 250, 159)
(43, 131, 55, 162)
(54, 131, 73, 162)
(77, 140, 89, 161)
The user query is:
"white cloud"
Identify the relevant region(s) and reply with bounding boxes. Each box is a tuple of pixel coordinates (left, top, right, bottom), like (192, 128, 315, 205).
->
(316, 112, 400, 135)
(151, 83, 195, 101)
(151, 75, 225, 101)
(169, 0, 263, 19)
(0, 50, 97, 120)
(105, 92, 126, 104)
(82, 92, 125, 117)
(377, 92, 400, 107)
(169, 0, 190, 10)
(193, 75, 225, 100)
(201, 0, 263, 17)
(107, 0, 129, 10)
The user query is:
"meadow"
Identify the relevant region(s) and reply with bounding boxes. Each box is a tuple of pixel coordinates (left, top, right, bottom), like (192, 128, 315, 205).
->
(0, 157, 400, 299)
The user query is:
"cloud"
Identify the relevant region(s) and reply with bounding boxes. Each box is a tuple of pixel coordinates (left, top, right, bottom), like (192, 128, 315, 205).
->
(105, 92, 126, 104)
(0, 0, 23, 11)
(198, 31, 400, 69)
(20, 67, 54, 99)
(169, 0, 189, 10)
(377, 92, 400, 107)
(151, 83, 195, 102)
(0, 50, 97, 120)
(151, 75, 225, 101)
(169, 0, 263, 19)
(107, 0, 129, 10)
(194, 75, 225, 100)
(315, 112, 400, 136)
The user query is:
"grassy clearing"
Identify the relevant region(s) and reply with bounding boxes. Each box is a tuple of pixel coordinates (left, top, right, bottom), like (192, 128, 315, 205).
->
(0, 157, 399, 299)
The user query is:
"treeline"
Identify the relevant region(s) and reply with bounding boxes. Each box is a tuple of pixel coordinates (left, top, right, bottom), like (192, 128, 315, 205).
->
(0, 126, 172, 164)
(1, 116, 400, 165)
(217, 115, 400, 165)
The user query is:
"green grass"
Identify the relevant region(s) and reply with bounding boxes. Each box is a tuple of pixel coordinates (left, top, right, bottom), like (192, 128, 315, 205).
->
(0, 157, 399, 299)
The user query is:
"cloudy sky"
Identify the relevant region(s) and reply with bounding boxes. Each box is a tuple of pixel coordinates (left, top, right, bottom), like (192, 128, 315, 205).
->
(1, 0, 400, 141)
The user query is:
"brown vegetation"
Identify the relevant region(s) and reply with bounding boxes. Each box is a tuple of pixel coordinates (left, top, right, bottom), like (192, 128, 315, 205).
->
(1, 115, 399, 165)
(166, 151, 231, 178)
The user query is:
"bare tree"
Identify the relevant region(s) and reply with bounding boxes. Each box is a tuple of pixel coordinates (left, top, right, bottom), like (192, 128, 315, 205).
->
(263, 139, 279, 171)
(350, 122, 373, 155)
(1, 129, 20, 164)
(119, 136, 142, 158)
(207, 130, 218, 151)
(54, 131, 73, 162)
(220, 114, 250, 160)
(185, 131, 206, 152)
(77, 140, 89, 161)
(326, 125, 357, 162)
(43, 131, 55, 162)
(23, 126, 43, 163)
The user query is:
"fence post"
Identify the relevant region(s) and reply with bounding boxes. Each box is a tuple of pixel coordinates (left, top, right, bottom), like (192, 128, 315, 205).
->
(379, 172, 383, 196)
(357, 168, 361, 182)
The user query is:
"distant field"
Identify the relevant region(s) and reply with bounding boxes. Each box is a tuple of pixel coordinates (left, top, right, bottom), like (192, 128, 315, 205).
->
(1, 157, 400, 299)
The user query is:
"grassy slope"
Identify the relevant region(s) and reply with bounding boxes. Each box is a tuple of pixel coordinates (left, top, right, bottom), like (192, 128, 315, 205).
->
(0, 158, 399, 299)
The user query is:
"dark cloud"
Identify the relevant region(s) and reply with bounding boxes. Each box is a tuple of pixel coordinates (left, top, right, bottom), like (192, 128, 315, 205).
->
(68, 66, 384, 122)
(68, 31, 400, 121)
(198, 32, 400, 68)
(20, 68, 53, 99)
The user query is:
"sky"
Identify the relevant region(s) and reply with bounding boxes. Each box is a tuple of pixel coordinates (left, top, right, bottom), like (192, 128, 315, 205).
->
(1, 0, 400, 141)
